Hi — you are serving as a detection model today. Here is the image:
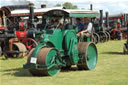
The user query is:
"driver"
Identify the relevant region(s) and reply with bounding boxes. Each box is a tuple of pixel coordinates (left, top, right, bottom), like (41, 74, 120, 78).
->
(50, 19, 63, 29)
(77, 17, 93, 40)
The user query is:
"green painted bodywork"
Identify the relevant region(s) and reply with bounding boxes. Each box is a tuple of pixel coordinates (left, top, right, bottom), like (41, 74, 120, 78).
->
(45, 48, 61, 76)
(24, 26, 79, 68)
(70, 13, 99, 18)
(23, 9, 98, 76)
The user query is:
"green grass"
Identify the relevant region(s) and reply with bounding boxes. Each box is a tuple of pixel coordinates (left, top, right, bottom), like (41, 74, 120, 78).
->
(0, 40, 128, 85)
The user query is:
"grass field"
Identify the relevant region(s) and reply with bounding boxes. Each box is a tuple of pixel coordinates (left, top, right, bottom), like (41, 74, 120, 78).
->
(0, 40, 128, 85)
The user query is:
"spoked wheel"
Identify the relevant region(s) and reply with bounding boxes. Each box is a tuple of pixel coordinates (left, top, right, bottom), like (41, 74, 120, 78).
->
(4, 42, 27, 58)
(98, 31, 107, 42)
(20, 38, 38, 51)
(92, 33, 100, 44)
(28, 47, 61, 76)
(105, 31, 111, 41)
(77, 42, 98, 70)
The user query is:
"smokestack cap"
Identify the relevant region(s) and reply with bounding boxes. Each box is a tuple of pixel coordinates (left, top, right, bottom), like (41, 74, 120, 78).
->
(28, 3, 34, 8)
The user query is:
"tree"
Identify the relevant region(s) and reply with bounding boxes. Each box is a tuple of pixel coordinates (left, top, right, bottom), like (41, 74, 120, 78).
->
(55, 4, 61, 7)
(72, 5, 77, 9)
(55, 2, 78, 9)
(63, 2, 73, 9)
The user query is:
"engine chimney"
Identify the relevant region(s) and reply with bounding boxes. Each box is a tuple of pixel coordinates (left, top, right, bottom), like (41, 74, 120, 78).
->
(100, 10, 103, 31)
(28, 3, 34, 29)
(41, 4, 46, 8)
(105, 12, 109, 29)
(90, 4, 93, 10)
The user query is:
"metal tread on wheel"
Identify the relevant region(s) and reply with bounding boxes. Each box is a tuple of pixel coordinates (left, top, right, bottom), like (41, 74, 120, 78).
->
(4, 42, 27, 58)
(77, 42, 98, 70)
(27, 47, 61, 76)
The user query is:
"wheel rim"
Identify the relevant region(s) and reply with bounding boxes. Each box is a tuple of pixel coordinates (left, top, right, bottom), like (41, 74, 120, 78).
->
(98, 31, 107, 42)
(46, 48, 60, 76)
(86, 43, 97, 70)
(93, 33, 100, 44)
(105, 31, 111, 41)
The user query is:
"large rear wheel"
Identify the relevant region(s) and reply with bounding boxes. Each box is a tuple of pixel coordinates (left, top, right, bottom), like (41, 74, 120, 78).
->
(98, 31, 107, 42)
(77, 42, 98, 70)
(105, 31, 111, 41)
(28, 47, 61, 76)
(92, 33, 100, 44)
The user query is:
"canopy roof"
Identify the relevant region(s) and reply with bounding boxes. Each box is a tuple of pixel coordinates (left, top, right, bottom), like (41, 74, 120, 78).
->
(66, 9, 99, 18)
(44, 9, 99, 18)
(1, 5, 99, 18)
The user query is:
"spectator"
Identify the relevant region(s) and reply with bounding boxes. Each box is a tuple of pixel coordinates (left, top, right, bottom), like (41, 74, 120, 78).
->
(110, 27, 117, 40)
(116, 25, 123, 40)
(19, 17, 27, 31)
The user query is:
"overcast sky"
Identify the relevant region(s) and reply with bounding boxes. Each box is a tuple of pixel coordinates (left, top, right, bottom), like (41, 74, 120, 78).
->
(0, 0, 128, 15)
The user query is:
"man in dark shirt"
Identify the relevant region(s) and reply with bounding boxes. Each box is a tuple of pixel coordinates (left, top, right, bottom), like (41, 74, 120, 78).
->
(76, 18, 84, 32)
(77, 17, 93, 41)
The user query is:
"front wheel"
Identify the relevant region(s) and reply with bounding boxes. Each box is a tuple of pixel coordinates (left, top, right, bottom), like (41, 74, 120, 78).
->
(27, 47, 61, 76)
(4, 43, 27, 58)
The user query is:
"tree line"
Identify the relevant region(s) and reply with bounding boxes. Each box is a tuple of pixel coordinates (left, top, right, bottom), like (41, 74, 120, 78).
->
(55, 2, 78, 9)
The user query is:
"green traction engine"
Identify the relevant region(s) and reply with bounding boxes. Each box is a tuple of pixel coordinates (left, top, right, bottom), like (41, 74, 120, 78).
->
(23, 9, 98, 76)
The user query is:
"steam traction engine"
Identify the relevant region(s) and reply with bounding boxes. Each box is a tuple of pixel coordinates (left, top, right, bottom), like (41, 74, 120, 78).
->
(23, 9, 98, 76)
(0, 4, 38, 58)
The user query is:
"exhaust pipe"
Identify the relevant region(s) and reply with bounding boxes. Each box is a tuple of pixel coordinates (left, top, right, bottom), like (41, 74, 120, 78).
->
(100, 10, 104, 31)
(90, 4, 93, 10)
(29, 3, 34, 29)
(41, 4, 46, 8)
(6, 5, 29, 11)
(105, 11, 109, 29)
(27, 3, 36, 38)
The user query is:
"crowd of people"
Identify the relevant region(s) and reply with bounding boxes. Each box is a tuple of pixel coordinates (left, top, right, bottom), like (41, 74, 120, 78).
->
(1, 15, 125, 41)
(110, 21, 123, 40)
